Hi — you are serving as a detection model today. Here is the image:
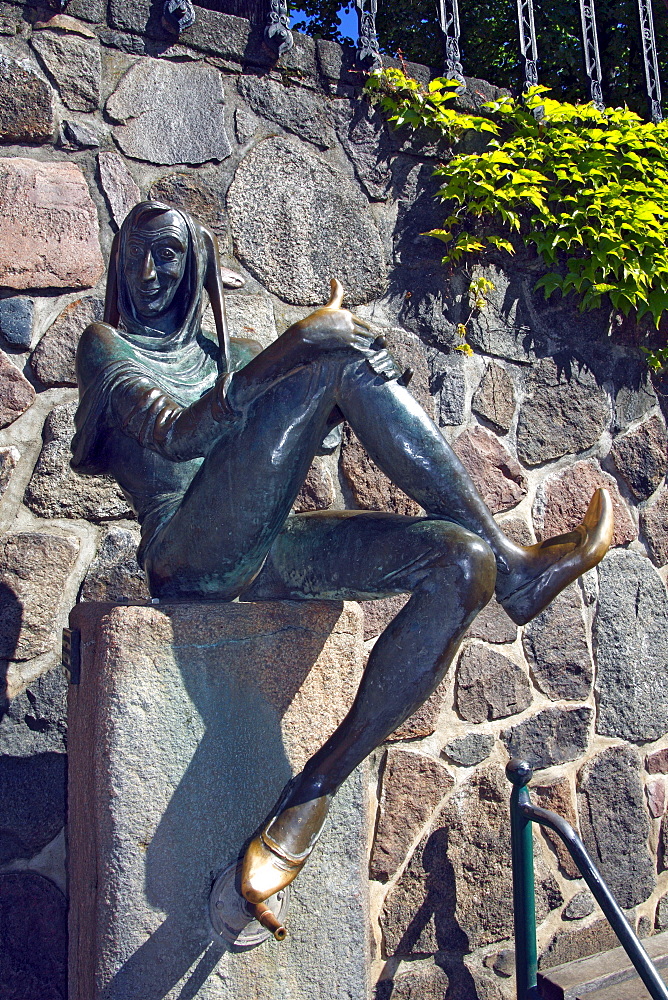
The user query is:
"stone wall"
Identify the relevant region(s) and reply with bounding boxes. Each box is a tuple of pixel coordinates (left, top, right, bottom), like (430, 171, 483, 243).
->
(0, 3, 666, 999)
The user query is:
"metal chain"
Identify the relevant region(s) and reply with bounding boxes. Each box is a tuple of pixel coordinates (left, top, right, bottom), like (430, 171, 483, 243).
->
(516, 0, 539, 90)
(355, 0, 382, 69)
(265, 0, 294, 57)
(437, 0, 466, 88)
(578, 0, 605, 109)
(637, 0, 664, 122)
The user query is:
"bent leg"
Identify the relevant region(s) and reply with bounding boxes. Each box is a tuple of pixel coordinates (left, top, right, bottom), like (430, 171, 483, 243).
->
(333, 368, 612, 624)
(146, 331, 611, 618)
(144, 360, 343, 598)
(249, 511, 496, 793)
(145, 343, 503, 601)
(240, 511, 496, 902)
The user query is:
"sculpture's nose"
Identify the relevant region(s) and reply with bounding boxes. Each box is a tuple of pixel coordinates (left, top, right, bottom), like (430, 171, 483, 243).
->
(141, 250, 157, 282)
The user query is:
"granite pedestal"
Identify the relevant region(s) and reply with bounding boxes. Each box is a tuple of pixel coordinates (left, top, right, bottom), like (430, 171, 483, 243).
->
(67, 600, 370, 1000)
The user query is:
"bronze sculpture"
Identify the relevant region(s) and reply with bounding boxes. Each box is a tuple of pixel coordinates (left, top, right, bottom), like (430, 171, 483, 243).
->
(72, 201, 613, 922)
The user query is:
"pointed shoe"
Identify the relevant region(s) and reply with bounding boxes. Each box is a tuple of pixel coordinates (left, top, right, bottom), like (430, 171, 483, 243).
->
(500, 488, 613, 626)
(240, 834, 305, 905)
(241, 791, 332, 905)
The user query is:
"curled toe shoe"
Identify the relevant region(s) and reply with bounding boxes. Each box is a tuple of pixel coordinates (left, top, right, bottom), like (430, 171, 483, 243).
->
(500, 487, 613, 625)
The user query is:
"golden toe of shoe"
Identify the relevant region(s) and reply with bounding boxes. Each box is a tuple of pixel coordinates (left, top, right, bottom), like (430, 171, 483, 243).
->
(581, 487, 614, 556)
(500, 488, 614, 625)
(241, 834, 305, 906)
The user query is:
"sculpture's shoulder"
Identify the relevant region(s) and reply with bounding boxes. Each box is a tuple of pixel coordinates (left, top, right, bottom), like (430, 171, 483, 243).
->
(76, 321, 132, 389)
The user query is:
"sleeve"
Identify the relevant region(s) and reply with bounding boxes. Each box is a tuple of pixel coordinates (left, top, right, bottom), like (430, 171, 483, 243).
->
(109, 369, 236, 462)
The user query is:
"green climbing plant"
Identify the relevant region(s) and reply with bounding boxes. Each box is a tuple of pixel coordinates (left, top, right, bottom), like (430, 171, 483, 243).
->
(365, 67, 668, 371)
(454, 274, 497, 356)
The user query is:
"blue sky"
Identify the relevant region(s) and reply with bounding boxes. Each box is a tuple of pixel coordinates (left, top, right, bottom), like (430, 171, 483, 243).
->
(290, 5, 359, 43)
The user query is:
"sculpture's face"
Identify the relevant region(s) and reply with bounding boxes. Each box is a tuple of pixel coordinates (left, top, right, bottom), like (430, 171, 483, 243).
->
(125, 210, 189, 321)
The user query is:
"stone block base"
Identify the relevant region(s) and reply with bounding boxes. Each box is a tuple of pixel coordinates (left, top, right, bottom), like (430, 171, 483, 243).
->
(68, 600, 369, 1000)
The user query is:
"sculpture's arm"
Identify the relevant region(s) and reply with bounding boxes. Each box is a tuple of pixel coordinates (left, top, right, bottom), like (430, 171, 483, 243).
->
(112, 373, 234, 461)
(110, 310, 348, 457)
(223, 280, 382, 408)
(76, 283, 381, 462)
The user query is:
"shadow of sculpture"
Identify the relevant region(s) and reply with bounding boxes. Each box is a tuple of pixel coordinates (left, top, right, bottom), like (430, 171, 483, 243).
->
(374, 825, 480, 1000)
(0, 580, 23, 707)
(0, 584, 69, 999)
(107, 601, 348, 1000)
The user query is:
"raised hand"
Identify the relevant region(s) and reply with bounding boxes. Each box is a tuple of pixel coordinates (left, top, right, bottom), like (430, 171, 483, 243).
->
(289, 278, 376, 355)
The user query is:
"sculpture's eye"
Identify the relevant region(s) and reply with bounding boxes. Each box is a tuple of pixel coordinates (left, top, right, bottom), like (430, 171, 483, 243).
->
(157, 247, 177, 262)
(128, 244, 143, 257)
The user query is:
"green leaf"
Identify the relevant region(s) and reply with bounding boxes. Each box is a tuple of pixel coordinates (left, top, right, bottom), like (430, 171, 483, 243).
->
(424, 228, 454, 244)
(487, 236, 516, 253)
(535, 273, 563, 298)
(368, 68, 668, 369)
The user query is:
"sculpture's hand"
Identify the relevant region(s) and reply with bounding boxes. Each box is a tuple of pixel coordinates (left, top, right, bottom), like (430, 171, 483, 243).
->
(225, 279, 389, 413)
(289, 279, 376, 356)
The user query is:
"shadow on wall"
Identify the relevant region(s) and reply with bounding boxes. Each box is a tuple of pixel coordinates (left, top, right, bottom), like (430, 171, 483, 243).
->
(374, 825, 480, 1000)
(195, 0, 267, 20)
(388, 214, 663, 438)
(117, 0, 285, 62)
(653, 367, 668, 425)
(0, 582, 68, 1000)
(0, 584, 68, 863)
(105, 603, 340, 1000)
(0, 871, 67, 1000)
(384, 154, 661, 400)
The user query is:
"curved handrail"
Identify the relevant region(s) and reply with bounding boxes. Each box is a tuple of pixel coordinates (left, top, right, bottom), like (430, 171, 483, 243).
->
(507, 758, 668, 1000)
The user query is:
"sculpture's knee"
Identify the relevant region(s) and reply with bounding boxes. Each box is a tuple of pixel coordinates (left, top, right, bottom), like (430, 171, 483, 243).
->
(457, 534, 496, 613)
(415, 521, 496, 615)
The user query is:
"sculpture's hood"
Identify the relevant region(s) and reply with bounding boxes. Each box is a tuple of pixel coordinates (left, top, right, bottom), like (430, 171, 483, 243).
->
(115, 200, 217, 395)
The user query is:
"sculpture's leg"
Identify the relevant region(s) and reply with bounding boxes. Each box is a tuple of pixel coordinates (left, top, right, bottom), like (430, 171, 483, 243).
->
(143, 358, 344, 599)
(145, 347, 506, 601)
(241, 511, 496, 904)
(145, 342, 612, 622)
(333, 368, 613, 625)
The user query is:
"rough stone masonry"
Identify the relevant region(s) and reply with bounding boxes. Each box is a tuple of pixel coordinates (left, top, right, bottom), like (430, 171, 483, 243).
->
(0, 2, 666, 998)
(67, 600, 370, 1000)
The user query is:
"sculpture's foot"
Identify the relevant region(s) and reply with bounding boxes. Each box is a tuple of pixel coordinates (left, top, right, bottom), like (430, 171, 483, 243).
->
(241, 780, 332, 906)
(497, 488, 613, 626)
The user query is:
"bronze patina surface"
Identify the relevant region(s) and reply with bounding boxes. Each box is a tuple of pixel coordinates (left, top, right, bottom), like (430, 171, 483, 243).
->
(73, 201, 613, 919)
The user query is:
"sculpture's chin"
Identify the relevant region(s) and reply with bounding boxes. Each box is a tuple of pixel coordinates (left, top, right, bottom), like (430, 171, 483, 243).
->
(132, 294, 176, 322)
(139, 302, 166, 317)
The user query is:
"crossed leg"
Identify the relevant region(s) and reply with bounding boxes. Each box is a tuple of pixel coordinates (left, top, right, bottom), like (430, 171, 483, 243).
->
(144, 345, 611, 622)
(250, 511, 496, 788)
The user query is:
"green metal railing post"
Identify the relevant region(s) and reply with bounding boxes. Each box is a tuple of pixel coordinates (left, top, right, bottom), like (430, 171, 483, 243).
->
(507, 759, 540, 1000)
(506, 756, 668, 1000)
